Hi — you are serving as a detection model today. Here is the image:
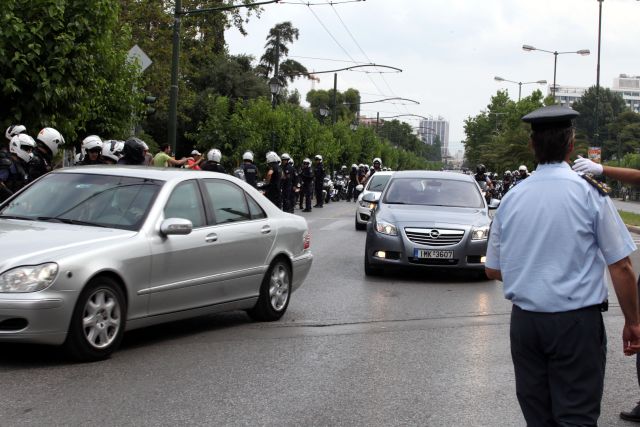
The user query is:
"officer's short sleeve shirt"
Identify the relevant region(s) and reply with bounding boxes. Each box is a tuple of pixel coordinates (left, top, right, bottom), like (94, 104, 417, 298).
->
(485, 162, 636, 312)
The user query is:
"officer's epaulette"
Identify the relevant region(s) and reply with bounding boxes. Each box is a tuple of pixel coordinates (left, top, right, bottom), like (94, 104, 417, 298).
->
(580, 173, 610, 197)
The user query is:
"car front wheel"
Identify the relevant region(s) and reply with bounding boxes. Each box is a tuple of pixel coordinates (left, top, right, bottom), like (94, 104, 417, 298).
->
(64, 276, 126, 362)
(248, 259, 291, 321)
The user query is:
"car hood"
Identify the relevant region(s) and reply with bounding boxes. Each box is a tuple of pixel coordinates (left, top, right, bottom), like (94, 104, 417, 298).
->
(0, 219, 136, 269)
(379, 204, 490, 228)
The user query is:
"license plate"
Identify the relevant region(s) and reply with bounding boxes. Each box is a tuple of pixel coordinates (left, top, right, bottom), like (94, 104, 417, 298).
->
(414, 249, 454, 259)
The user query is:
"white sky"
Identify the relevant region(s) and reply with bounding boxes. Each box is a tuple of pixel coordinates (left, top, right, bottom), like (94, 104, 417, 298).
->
(226, 0, 640, 153)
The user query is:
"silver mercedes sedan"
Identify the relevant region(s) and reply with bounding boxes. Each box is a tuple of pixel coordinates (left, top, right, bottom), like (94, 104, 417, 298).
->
(364, 171, 497, 277)
(0, 166, 313, 361)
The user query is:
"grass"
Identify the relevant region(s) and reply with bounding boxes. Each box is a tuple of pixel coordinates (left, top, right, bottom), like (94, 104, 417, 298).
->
(618, 210, 640, 227)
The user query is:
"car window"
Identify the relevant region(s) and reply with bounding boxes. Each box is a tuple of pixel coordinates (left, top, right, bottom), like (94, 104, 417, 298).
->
(163, 180, 205, 227)
(366, 174, 391, 192)
(202, 179, 251, 224)
(384, 178, 484, 208)
(246, 193, 266, 220)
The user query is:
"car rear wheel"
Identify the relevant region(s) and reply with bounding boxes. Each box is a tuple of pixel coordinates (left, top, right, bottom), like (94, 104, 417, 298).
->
(247, 259, 291, 321)
(64, 276, 126, 362)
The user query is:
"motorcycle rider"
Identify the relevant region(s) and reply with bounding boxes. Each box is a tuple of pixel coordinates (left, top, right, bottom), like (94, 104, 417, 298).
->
(29, 127, 64, 181)
(347, 163, 358, 202)
(77, 135, 104, 165)
(117, 137, 147, 165)
(241, 151, 259, 188)
(265, 151, 282, 208)
(514, 164, 530, 184)
(502, 170, 513, 197)
(0, 134, 36, 202)
(300, 158, 314, 212)
(313, 154, 325, 208)
(280, 153, 295, 213)
(201, 149, 226, 173)
(475, 164, 494, 202)
(101, 140, 124, 165)
(367, 157, 382, 181)
(357, 163, 367, 186)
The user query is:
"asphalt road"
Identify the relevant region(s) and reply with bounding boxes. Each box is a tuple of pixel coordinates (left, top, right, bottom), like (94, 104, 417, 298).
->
(2, 201, 640, 426)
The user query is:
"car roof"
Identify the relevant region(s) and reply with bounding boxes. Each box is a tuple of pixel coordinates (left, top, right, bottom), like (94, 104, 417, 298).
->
(53, 165, 228, 183)
(370, 171, 394, 177)
(389, 170, 474, 182)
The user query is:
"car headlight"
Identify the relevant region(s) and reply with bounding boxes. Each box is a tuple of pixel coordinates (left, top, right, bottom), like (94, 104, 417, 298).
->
(359, 200, 376, 209)
(471, 225, 490, 240)
(375, 220, 398, 236)
(0, 263, 59, 293)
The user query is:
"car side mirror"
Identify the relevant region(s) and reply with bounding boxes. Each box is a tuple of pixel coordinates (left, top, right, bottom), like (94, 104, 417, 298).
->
(355, 184, 364, 192)
(160, 218, 193, 235)
(488, 199, 501, 210)
(362, 192, 380, 204)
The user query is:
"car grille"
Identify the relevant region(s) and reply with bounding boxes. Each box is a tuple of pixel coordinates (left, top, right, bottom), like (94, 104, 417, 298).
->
(404, 228, 465, 247)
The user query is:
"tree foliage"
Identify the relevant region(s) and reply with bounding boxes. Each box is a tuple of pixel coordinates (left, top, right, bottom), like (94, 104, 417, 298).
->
(257, 21, 308, 87)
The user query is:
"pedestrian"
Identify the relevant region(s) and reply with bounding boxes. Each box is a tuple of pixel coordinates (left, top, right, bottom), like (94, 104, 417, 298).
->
(485, 104, 640, 425)
(573, 154, 640, 422)
(200, 149, 226, 173)
(300, 158, 313, 212)
(241, 151, 259, 188)
(0, 134, 35, 202)
(280, 153, 295, 213)
(264, 151, 282, 208)
(153, 143, 189, 168)
(29, 127, 64, 181)
(313, 154, 325, 208)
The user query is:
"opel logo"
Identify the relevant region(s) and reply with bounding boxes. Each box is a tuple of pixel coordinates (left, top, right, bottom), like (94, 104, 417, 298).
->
(429, 229, 440, 239)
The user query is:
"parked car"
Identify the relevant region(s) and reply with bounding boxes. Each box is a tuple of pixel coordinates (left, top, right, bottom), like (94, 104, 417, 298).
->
(0, 166, 313, 361)
(363, 170, 498, 276)
(355, 171, 393, 230)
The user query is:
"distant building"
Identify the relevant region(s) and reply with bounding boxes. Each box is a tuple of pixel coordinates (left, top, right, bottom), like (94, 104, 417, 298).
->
(552, 74, 640, 113)
(417, 117, 450, 160)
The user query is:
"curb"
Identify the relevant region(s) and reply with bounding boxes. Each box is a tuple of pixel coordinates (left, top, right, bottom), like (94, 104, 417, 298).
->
(627, 224, 640, 235)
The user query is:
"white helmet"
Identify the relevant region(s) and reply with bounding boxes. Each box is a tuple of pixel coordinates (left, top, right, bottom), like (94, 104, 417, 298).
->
(266, 151, 279, 163)
(36, 127, 64, 156)
(290, 159, 295, 167)
(518, 165, 528, 172)
(102, 140, 124, 162)
(303, 158, 311, 165)
(351, 163, 358, 169)
(207, 148, 222, 162)
(373, 157, 382, 165)
(5, 124, 26, 141)
(281, 153, 291, 162)
(82, 135, 103, 152)
(358, 163, 364, 168)
(314, 154, 323, 161)
(10, 134, 36, 162)
(242, 151, 254, 161)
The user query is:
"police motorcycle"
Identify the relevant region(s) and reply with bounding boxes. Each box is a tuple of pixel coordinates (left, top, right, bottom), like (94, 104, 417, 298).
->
(333, 172, 348, 201)
(233, 167, 246, 181)
(323, 176, 337, 203)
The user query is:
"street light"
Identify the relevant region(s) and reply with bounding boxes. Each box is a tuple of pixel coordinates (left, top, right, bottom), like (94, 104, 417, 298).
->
(493, 76, 547, 101)
(522, 44, 590, 98)
(269, 77, 281, 109)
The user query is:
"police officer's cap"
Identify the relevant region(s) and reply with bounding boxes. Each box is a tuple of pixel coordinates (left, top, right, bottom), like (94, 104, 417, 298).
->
(521, 105, 579, 132)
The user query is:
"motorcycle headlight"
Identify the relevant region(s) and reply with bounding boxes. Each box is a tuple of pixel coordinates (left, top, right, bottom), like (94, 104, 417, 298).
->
(0, 263, 59, 293)
(375, 220, 398, 236)
(471, 225, 490, 240)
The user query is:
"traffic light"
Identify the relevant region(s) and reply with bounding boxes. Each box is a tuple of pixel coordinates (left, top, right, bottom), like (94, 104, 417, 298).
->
(143, 95, 157, 115)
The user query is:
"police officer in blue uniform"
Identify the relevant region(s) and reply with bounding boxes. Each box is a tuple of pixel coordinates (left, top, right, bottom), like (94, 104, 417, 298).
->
(300, 158, 313, 212)
(313, 154, 325, 208)
(485, 104, 640, 426)
(280, 153, 295, 213)
(241, 151, 259, 188)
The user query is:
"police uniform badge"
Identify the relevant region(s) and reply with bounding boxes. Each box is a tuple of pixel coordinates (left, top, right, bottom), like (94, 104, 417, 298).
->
(580, 173, 610, 197)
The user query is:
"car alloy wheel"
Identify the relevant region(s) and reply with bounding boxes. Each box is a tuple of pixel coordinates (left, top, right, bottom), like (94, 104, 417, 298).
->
(82, 288, 122, 349)
(269, 263, 290, 312)
(248, 259, 291, 321)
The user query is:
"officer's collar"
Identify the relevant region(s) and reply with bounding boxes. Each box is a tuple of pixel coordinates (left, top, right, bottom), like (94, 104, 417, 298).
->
(535, 161, 571, 171)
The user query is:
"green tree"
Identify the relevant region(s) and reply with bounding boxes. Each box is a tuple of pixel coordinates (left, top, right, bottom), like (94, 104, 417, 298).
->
(571, 86, 627, 145)
(258, 22, 308, 87)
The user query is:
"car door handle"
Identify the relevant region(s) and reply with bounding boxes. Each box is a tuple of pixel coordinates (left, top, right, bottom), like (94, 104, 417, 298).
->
(261, 225, 271, 234)
(205, 233, 218, 243)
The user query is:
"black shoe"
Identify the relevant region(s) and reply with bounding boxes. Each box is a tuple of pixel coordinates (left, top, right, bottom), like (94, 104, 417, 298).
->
(621, 402, 640, 422)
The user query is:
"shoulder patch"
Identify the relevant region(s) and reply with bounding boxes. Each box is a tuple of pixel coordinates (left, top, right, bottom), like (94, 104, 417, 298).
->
(580, 173, 610, 197)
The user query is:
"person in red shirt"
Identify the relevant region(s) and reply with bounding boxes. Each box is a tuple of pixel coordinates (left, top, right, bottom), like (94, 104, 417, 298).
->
(187, 150, 203, 170)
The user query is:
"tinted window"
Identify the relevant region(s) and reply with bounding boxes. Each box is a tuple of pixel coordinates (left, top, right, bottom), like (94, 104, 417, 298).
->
(0, 173, 162, 230)
(366, 174, 391, 192)
(384, 178, 484, 208)
(164, 180, 205, 227)
(203, 180, 251, 224)
(246, 193, 266, 220)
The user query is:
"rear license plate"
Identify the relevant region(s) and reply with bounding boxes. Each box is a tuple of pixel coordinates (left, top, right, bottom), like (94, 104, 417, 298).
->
(414, 249, 454, 259)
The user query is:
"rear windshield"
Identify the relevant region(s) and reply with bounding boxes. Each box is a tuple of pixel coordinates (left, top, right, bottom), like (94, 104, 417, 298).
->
(383, 178, 484, 208)
(366, 174, 392, 192)
(0, 173, 163, 230)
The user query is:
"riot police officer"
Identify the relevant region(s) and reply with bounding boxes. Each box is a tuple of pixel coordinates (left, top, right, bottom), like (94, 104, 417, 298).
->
(280, 153, 295, 213)
(347, 163, 358, 202)
(241, 151, 258, 188)
(201, 149, 226, 173)
(3, 125, 26, 152)
(300, 158, 314, 212)
(101, 140, 125, 165)
(0, 134, 36, 202)
(29, 127, 64, 182)
(77, 135, 105, 165)
(265, 151, 282, 208)
(313, 154, 325, 208)
(117, 137, 147, 165)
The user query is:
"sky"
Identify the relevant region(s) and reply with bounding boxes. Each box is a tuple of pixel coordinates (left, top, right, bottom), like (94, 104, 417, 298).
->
(225, 0, 640, 154)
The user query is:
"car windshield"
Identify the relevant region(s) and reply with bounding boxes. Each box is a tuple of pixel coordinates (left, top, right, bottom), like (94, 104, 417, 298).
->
(383, 178, 484, 208)
(0, 173, 163, 230)
(366, 174, 391, 192)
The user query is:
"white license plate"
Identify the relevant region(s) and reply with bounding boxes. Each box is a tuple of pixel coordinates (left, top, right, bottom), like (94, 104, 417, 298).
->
(414, 249, 454, 259)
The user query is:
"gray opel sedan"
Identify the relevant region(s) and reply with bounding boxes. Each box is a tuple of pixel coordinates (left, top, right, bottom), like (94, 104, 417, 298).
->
(364, 171, 496, 276)
(0, 166, 312, 361)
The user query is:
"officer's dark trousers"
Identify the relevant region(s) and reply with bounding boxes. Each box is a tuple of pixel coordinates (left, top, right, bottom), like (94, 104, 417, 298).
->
(281, 184, 293, 213)
(314, 184, 323, 206)
(510, 305, 606, 427)
(347, 181, 356, 201)
(303, 184, 312, 210)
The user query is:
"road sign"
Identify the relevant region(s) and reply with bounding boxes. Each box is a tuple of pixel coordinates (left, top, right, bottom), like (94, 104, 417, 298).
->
(588, 147, 602, 164)
(127, 45, 152, 72)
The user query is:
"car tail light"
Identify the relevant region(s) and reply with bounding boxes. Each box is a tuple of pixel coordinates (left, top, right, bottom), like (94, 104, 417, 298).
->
(303, 231, 311, 250)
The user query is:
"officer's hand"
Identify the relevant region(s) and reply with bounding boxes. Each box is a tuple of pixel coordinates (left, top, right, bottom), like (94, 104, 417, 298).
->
(622, 323, 640, 356)
(572, 156, 603, 175)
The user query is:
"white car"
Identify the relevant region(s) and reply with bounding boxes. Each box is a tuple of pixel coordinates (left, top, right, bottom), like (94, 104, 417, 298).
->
(355, 171, 393, 230)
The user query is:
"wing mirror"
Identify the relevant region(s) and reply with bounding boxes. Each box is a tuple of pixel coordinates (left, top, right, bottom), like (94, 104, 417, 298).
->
(362, 192, 380, 204)
(160, 218, 193, 235)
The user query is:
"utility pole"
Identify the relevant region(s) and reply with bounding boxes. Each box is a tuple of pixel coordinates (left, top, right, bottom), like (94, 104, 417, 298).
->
(272, 33, 280, 109)
(594, 0, 604, 148)
(332, 73, 338, 125)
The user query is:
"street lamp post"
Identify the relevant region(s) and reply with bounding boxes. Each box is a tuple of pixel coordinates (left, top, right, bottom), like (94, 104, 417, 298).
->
(594, 0, 604, 148)
(269, 77, 281, 109)
(319, 105, 330, 124)
(522, 44, 590, 98)
(493, 76, 547, 101)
